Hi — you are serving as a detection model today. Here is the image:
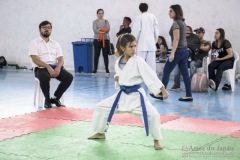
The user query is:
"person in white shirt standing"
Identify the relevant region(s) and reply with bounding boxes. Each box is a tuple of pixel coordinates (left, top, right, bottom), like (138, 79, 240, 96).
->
(132, 3, 159, 71)
(29, 20, 73, 108)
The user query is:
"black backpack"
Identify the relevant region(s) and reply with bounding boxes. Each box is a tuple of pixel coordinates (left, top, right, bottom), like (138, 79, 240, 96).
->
(0, 56, 7, 68)
(187, 34, 201, 61)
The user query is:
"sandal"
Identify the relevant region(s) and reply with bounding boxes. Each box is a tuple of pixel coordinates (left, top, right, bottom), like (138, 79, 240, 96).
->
(149, 93, 163, 100)
(178, 97, 193, 102)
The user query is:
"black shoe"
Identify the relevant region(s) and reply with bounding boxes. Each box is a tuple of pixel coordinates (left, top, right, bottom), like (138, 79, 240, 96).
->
(44, 99, 52, 108)
(222, 84, 231, 91)
(106, 70, 110, 76)
(149, 93, 163, 100)
(51, 98, 65, 107)
(178, 97, 193, 102)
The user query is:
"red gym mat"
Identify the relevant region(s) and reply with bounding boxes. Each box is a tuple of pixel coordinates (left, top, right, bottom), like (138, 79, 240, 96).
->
(161, 117, 240, 136)
(231, 130, 240, 138)
(23, 107, 180, 125)
(1, 107, 240, 141)
(25, 108, 94, 121)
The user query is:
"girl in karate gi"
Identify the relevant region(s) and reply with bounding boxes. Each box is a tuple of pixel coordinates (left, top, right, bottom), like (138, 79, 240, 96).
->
(88, 33, 169, 150)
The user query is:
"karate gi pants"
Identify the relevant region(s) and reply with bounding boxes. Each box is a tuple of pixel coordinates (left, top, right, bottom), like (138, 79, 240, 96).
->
(91, 102, 163, 140)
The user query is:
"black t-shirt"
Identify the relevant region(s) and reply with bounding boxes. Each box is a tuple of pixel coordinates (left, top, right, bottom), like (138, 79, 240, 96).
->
(212, 39, 234, 61)
(116, 27, 131, 37)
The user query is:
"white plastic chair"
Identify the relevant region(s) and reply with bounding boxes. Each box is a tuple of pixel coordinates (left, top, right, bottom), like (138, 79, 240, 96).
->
(204, 50, 239, 91)
(33, 69, 64, 107)
(223, 50, 239, 91)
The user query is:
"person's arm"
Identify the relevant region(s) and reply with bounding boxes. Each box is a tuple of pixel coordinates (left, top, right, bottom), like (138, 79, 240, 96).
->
(128, 27, 132, 34)
(53, 42, 64, 77)
(153, 16, 159, 43)
(200, 41, 211, 52)
(116, 28, 123, 37)
(169, 28, 180, 62)
(31, 55, 55, 77)
(54, 56, 64, 77)
(131, 16, 141, 42)
(31, 55, 50, 68)
(156, 50, 161, 56)
(215, 48, 233, 61)
(92, 20, 99, 34)
(160, 47, 168, 54)
(29, 41, 55, 77)
(99, 20, 110, 34)
(105, 20, 110, 32)
(137, 57, 169, 98)
(160, 86, 169, 99)
(114, 57, 121, 89)
(119, 24, 124, 30)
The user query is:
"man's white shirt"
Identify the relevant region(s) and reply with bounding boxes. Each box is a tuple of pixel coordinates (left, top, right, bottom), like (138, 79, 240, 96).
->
(29, 37, 63, 66)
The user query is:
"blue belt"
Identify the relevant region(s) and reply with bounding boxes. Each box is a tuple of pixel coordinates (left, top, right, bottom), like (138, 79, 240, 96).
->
(104, 84, 149, 136)
(49, 64, 63, 69)
(49, 64, 57, 69)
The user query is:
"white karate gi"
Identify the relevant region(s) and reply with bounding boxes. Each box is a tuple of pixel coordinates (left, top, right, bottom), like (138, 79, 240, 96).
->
(92, 55, 163, 140)
(132, 12, 159, 71)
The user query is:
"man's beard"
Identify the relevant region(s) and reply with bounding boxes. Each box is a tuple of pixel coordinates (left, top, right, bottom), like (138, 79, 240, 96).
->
(41, 31, 51, 38)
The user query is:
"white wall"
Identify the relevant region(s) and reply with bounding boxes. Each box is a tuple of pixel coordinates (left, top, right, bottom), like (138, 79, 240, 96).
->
(0, 0, 240, 73)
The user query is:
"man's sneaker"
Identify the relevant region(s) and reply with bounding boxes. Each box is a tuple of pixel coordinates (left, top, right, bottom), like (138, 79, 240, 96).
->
(170, 84, 180, 91)
(51, 98, 65, 107)
(92, 70, 97, 76)
(44, 99, 52, 108)
(222, 83, 231, 91)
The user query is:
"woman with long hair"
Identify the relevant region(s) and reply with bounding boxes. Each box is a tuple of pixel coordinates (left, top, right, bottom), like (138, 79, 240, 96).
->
(156, 36, 168, 62)
(208, 28, 234, 91)
(150, 4, 193, 101)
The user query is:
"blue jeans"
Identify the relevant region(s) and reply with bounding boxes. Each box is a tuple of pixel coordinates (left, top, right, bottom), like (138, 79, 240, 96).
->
(174, 59, 202, 85)
(189, 59, 202, 79)
(162, 47, 192, 97)
(173, 66, 181, 86)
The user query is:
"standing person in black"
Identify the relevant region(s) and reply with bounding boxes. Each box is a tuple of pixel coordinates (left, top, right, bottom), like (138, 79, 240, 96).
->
(208, 28, 234, 91)
(116, 17, 132, 37)
(92, 9, 110, 76)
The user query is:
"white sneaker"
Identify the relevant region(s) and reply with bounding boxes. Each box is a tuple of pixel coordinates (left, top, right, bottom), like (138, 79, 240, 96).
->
(208, 79, 216, 90)
(92, 71, 97, 76)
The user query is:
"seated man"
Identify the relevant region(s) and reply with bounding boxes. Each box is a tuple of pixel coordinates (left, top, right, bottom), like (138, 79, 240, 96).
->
(190, 27, 211, 78)
(29, 20, 73, 108)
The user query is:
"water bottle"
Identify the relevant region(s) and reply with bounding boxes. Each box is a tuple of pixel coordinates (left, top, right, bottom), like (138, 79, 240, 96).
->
(211, 50, 218, 60)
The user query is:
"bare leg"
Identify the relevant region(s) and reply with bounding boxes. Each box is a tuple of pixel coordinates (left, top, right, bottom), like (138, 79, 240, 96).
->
(154, 139, 163, 150)
(88, 133, 106, 139)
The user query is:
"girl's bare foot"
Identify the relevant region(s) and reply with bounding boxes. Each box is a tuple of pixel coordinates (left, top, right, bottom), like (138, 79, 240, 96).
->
(154, 139, 163, 150)
(88, 133, 105, 139)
